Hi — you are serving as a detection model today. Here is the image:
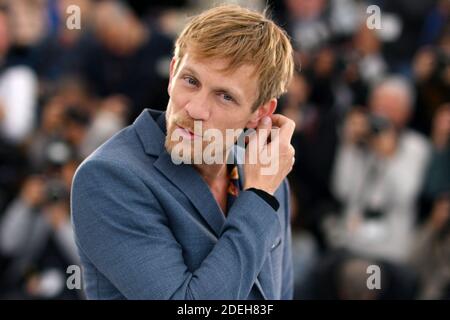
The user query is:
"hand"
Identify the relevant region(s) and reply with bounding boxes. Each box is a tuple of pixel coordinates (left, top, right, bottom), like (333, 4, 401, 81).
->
(371, 128, 397, 158)
(43, 201, 69, 230)
(243, 114, 295, 195)
(347, 213, 362, 234)
(20, 176, 46, 208)
(25, 273, 41, 296)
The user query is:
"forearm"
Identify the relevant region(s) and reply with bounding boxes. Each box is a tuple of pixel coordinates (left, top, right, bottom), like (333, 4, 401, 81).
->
(174, 191, 281, 299)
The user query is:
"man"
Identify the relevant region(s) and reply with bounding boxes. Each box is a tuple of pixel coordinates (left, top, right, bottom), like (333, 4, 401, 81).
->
(71, 5, 296, 299)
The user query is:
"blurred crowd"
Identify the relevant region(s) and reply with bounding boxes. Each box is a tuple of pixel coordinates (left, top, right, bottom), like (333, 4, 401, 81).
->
(0, 0, 448, 300)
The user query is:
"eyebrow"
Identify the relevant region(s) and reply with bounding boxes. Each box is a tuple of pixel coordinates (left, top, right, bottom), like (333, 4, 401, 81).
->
(181, 66, 244, 105)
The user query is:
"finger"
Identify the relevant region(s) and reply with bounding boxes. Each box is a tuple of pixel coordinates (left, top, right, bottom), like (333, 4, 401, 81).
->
(289, 144, 295, 157)
(256, 116, 272, 152)
(267, 125, 281, 151)
(270, 114, 295, 142)
(247, 116, 272, 152)
(270, 113, 289, 127)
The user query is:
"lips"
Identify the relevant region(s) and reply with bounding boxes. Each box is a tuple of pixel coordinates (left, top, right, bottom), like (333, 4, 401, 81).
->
(176, 124, 200, 139)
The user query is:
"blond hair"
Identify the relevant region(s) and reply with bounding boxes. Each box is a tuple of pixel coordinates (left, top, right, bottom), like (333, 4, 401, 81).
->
(174, 4, 294, 110)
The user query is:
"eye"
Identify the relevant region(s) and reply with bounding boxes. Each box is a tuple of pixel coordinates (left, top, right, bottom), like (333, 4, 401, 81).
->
(219, 92, 235, 103)
(183, 76, 198, 87)
(223, 93, 234, 101)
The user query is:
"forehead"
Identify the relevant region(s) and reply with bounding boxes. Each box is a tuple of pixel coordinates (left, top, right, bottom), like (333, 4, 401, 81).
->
(176, 52, 258, 105)
(371, 86, 409, 108)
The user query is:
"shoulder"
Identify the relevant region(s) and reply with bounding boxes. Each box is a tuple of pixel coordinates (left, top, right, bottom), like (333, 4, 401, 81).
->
(401, 130, 431, 158)
(85, 125, 140, 165)
(71, 130, 161, 228)
(71, 125, 150, 199)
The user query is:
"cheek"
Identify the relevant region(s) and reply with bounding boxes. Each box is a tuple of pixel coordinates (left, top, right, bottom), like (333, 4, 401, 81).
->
(170, 84, 191, 113)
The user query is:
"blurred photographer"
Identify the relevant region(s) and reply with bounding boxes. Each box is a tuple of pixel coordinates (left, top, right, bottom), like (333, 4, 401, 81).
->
(419, 104, 450, 207)
(410, 104, 450, 299)
(27, 96, 89, 172)
(0, 158, 81, 299)
(328, 76, 430, 264)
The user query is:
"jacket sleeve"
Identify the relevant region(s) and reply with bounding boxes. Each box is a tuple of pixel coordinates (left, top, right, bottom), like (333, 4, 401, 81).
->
(71, 158, 281, 299)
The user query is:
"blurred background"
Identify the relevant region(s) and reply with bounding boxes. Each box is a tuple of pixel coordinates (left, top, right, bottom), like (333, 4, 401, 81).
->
(0, 0, 448, 300)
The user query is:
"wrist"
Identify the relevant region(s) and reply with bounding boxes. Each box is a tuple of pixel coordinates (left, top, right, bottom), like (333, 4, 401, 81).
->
(246, 188, 280, 211)
(244, 185, 274, 196)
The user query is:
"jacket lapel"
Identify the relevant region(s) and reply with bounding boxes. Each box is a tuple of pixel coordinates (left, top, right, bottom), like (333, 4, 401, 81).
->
(154, 152, 226, 237)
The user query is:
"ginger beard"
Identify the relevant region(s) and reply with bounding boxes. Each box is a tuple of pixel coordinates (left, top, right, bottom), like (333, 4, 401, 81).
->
(165, 111, 203, 163)
(165, 110, 239, 165)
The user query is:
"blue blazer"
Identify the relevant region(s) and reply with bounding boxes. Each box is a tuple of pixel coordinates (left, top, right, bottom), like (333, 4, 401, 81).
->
(71, 109, 293, 300)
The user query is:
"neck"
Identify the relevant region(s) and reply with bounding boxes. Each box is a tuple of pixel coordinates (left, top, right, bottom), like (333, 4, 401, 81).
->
(193, 147, 234, 185)
(194, 162, 228, 186)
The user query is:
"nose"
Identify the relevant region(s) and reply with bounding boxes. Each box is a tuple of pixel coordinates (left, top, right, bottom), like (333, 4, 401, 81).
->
(184, 91, 210, 121)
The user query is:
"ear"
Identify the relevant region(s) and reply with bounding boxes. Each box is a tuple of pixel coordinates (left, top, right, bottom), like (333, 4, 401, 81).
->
(167, 57, 176, 96)
(245, 98, 277, 129)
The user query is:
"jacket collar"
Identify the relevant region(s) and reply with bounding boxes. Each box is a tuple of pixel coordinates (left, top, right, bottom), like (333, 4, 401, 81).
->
(133, 109, 167, 156)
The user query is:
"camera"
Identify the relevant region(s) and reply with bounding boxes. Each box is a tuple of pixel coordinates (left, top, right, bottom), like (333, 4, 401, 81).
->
(45, 178, 68, 204)
(367, 114, 391, 136)
(363, 207, 385, 220)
